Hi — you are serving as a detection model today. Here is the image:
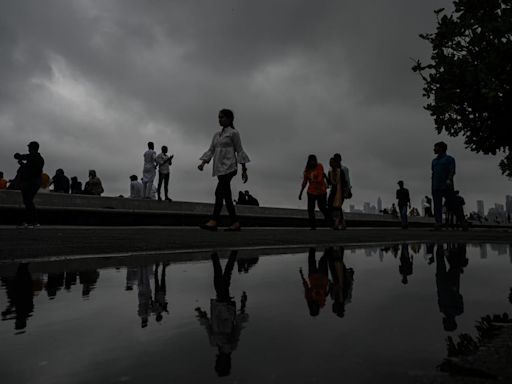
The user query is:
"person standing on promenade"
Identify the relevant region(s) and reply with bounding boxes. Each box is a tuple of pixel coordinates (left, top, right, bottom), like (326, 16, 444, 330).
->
(396, 180, 411, 229)
(156, 145, 173, 201)
(431, 141, 466, 230)
(198, 109, 250, 232)
(299, 154, 332, 230)
(14, 141, 44, 227)
(328, 157, 347, 230)
(334, 153, 352, 200)
(142, 142, 157, 199)
(424, 195, 433, 217)
(0, 171, 7, 190)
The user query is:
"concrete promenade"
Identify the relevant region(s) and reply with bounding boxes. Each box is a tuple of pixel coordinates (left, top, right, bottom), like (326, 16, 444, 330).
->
(1, 189, 435, 227)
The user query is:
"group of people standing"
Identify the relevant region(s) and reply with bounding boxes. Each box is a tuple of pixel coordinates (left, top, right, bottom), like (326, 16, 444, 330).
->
(394, 141, 468, 230)
(7, 109, 472, 232)
(135, 142, 174, 201)
(299, 153, 352, 230)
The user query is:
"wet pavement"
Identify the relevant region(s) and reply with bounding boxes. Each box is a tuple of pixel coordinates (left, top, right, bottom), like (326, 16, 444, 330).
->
(1, 226, 512, 260)
(1, 243, 511, 383)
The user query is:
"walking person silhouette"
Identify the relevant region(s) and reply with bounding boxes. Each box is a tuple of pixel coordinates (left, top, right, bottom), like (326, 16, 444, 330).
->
(198, 109, 250, 231)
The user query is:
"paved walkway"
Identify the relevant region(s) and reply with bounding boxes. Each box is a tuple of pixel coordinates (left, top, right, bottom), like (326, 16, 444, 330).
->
(1, 226, 511, 260)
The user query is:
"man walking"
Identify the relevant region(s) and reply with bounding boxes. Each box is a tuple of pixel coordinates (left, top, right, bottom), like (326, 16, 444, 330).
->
(156, 145, 173, 201)
(14, 141, 44, 227)
(431, 141, 460, 230)
(396, 180, 411, 229)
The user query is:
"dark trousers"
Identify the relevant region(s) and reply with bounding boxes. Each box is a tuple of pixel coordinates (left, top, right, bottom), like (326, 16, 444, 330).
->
(21, 181, 40, 224)
(399, 204, 408, 227)
(212, 251, 237, 302)
(157, 172, 170, 198)
(307, 192, 331, 228)
(433, 188, 454, 225)
(212, 170, 237, 223)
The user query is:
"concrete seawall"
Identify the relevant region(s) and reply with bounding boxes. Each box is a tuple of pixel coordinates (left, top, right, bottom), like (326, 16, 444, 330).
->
(0, 189, 477, 228)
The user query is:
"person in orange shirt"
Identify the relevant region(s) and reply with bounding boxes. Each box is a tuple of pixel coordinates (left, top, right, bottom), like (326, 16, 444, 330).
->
(0, 171, 7, 190)
(299, 154, 332, 230)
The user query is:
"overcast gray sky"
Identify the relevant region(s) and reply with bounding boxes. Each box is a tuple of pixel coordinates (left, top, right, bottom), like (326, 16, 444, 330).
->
(1, 0, 510, 212)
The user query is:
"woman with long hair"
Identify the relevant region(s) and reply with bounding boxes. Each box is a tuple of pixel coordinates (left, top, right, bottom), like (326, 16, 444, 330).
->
(198, 109, 250, 231)
(298, 154, 332, 230)
(329, 156, 347, 230)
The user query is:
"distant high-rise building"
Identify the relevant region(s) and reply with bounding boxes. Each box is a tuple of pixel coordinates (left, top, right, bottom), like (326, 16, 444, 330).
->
(476, 200, 485, 216)
(363, 202, 371, 213)
(506, 195, 512, 214)
(377, 197, 382, 213)
(349, 204, 355, 212)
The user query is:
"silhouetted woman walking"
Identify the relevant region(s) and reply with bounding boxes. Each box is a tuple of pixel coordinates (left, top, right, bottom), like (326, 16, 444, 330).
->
(198, 109, 250, 231)
(299, 154, 331, 230)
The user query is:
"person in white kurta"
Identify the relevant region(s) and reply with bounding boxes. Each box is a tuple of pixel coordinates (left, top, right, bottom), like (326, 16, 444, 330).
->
(198, 109, 250, 231)
(142, 142, 157, 199)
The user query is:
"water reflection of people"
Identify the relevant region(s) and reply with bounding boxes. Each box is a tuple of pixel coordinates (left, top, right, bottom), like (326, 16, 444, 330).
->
(435, 244, 467, 331)
(399, 244, 413, 284)
(79, 270, 100, 298)
(1, 263, 34, 333)
(152, 262, 169, 322)
(195, 251, 248, 377)
(300, 248, 329, 317)
(237, 256, 259, 274)
(64, 271, 78, 291)
(326, 247, 354, 317)
(137, 265, 153, 328)
(125, 267, 138, 291)
(45, 272, 64, 299)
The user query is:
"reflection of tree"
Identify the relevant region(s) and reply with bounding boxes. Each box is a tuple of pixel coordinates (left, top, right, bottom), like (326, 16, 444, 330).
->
(399, 244, 413, 285)
(1, 263, 34, 333)
(436, 244, 468, 331)
(195, 251, 249, 377)
(327, 247, 354, 318)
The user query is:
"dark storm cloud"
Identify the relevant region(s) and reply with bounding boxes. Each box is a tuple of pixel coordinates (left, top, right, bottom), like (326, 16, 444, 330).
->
(0, 0, 509, 212)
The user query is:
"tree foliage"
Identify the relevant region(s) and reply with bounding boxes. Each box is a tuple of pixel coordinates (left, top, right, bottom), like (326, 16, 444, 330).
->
(412, 0, 512, 177)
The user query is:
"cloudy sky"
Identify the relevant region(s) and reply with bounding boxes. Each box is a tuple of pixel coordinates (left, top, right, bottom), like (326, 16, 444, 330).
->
(1, 0, 510, 212)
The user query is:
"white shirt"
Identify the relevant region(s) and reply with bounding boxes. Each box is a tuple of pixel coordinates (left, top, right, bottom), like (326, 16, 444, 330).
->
(130, 180, 143, 198)
(142, 149, 156, 182)
(200, 127, 250, 177)
(156, 153, 171, 174)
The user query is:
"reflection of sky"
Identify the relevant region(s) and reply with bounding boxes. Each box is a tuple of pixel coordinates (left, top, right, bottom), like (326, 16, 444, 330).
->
(0, 244, 511, 383)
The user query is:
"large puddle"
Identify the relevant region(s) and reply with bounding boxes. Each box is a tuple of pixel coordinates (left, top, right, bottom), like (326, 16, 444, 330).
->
(1, 243, 511, 383)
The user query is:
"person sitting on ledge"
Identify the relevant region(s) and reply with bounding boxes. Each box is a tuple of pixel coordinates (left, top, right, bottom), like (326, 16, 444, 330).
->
(244, 190, 259, 206)
(129, 175, 143, 198)
(70, 176, 82, 194)
(83, 170, 104, 196)
(236, 191, 247, 205)
(50, 169, 70, 194)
